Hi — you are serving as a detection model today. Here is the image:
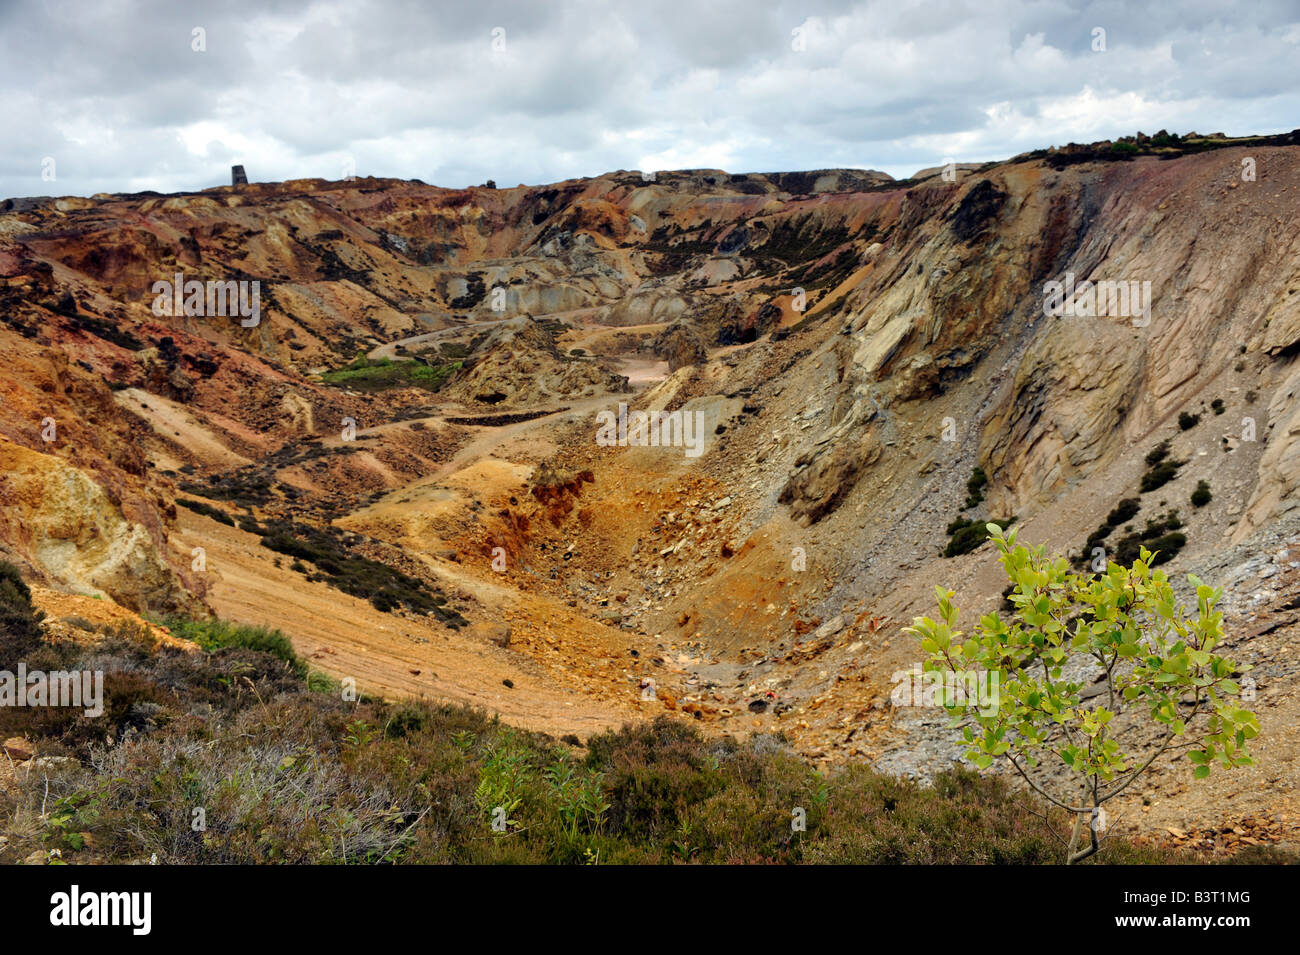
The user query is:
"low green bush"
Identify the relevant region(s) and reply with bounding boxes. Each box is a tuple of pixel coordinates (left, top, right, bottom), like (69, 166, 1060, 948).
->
(944, 517, 1015, 557)
(1107, 497, 1141, 526)
(240, 516, 466, 625)
(161, 616, 307, 677)
(1109, 512, 1185, 565)
(1141, 458, 1183, 493)
(321, 356, 461, 392)
(964, 467, 988, 508)
(1, 613, 1287, 865)
(1145, 440, 1172, 467)
(176, 497, 236, 526)
(0, 560, 44, 663)
(1191, 480, 1212, 508)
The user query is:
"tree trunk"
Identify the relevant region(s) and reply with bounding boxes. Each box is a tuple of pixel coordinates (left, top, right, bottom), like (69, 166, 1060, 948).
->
(1066, 808, 1101, 864)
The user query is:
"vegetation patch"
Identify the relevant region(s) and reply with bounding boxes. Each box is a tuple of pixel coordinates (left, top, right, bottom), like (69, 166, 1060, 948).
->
(1074, 507, 1185, 569)
(1140, 440, 1185, 493)
(436, 341, 471, 360)
(181, 468, 275, 508)
(321, 356, 462, 392)
(1, 591, 1288, 865)
(944, 516, 1015, 557)
(71, 312, 144, 351)
(448, 273, 486, 310)
(161, 616, 307, 678)
(446, 408, 560, 427)
(964, 466, 988, 509)
(0, 560, 45, 662)
(175, 497, 236, 526)
(1191, 480, 1212, 508)
(1108, 511, 1186, 566)
(1075, 497, 1143, 568)
(1107, 497, 1141, 526)
(243, 515, 467, 625)
(752, 217, 853, 268)
(791, 245, 864, 293)
(1036, 129, 1300, 170)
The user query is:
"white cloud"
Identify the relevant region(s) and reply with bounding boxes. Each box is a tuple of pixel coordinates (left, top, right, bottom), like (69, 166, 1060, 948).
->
(1, 0, 1298, 199)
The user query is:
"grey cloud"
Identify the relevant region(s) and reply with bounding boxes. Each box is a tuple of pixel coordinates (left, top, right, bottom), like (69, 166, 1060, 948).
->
(2, 0, 1298, 199)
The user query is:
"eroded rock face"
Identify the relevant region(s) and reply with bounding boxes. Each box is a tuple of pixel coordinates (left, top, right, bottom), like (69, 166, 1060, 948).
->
(5, 145, 1300, 633)
(780, 431, 882, 526)
(279, 390, 316, 435)
(769, 147, 1300, 546)
(1235, 359, 1300, 541)
(653, 323, 708, 372)
(980, 320, 1146, 514)
(890, 354, 940, 402)
(948, 179, 1007, 243)
(135, 343, 195, 402)
(779, 397, 881, 525)
(445, 316, 630, 408)
(602, 286, 688, 326)
(0, 438, 189, 614)
(1261, 279, 1300, 357)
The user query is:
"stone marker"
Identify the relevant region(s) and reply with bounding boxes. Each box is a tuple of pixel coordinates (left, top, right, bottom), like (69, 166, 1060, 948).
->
(231, 165, 248, 186)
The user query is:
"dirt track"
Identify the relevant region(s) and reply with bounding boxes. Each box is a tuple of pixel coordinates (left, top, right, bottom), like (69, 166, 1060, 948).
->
(169, 505, 641, 738)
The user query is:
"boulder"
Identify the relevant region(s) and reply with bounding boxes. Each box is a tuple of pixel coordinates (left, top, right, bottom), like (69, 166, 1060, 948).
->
(2, 738, 34, 762)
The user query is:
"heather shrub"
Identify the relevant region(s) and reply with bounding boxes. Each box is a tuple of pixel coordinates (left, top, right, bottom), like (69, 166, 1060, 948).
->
(0, 611, 1286, 866)
(161, 616, 306, 678)
(1191, 480, 1212, 508)
(0, 561, 44, 664)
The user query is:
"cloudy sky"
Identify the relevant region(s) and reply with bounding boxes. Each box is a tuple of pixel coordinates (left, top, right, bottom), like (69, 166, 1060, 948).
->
(2, 0, 1298, 199)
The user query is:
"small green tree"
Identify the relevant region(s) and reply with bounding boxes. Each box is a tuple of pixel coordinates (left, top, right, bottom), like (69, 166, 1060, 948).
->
(905, 524, 1257, 863)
